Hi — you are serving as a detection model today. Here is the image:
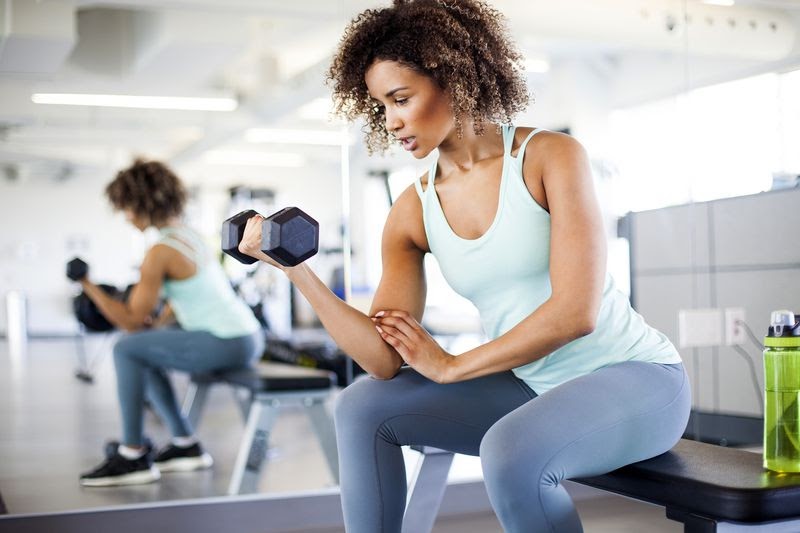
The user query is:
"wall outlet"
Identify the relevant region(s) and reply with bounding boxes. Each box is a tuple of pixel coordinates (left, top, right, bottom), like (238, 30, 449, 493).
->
(725, 307, 747, 346)
(678, 308, 723, 348)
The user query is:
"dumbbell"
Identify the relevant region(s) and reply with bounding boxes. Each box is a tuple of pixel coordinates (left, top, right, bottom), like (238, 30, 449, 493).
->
(221, 207, 319, 267)
(67, 257, 89, 281)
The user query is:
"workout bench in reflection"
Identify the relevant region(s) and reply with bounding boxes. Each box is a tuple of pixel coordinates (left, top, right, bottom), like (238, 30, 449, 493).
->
(182, 361, 339, 495)
(404, 440, 800, 533)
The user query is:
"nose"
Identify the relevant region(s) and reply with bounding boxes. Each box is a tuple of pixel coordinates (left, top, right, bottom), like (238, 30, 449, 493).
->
(384, 108, 402, 132)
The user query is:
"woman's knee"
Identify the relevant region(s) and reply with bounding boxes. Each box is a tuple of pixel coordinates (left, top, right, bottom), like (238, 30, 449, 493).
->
(112, 333, 148, 365)
(333, 376, 391, 429)
(480, 421, 524, 482)
(113, 334, 136, 360)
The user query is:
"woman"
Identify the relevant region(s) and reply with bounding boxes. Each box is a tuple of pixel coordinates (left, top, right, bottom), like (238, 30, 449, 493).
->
(240, 0, 689, 531)
(78, 159, 263, 487)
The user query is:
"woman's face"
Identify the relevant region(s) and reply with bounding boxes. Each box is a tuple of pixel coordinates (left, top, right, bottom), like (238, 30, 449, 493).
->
(365, 60, 454, 159)
(124, 208, 149, 232)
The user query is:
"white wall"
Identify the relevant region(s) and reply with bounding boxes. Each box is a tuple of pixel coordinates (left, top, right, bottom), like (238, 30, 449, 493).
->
(0, 168, 144, 335)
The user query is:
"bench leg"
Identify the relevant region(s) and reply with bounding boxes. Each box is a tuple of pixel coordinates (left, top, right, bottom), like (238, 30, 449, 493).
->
(306, 399, 339, 484)
(181, 382, 210, 430)
(667, 508, 800, 532)
(227, 399, 279, 495)
(231, 387, 251, 423)
(402, 447, 454, 533)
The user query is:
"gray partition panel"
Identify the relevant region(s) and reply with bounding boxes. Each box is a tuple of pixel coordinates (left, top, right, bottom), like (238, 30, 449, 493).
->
(627, 188, 800, 418)
(631, 202, 711, 272)
(711, 188, 800, 267)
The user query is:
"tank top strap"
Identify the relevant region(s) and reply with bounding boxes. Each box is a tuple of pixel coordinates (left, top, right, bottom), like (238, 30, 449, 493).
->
(513, 128, 546, 161)
(500, 124, 516, 154)
(158, 226, 204, 264)
(414, 175, 425, 201)
(508, 128, 547, 177)
(415, 157, 439, 200)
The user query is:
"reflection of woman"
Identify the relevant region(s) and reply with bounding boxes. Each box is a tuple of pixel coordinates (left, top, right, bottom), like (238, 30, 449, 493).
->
(240, 1, 690, 531)
(78, 159, 262, 487)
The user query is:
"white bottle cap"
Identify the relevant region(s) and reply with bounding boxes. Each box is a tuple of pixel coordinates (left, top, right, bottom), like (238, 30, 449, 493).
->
(771, 310, 796, 336)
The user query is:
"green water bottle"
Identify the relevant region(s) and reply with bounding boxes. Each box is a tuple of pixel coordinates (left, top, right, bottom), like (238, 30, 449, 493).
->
(763, 310, 800, 473)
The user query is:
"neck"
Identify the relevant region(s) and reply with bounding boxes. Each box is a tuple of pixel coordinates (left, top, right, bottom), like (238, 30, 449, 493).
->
(155, 217, 181, 230)
(436, 121, 505, 174)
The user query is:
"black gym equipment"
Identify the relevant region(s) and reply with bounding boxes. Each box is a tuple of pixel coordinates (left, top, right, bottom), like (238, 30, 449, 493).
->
(72, 284, 121, 333)
(66, 257, 88, 281)
(221, 207, 319, 267)
(72, 284, 127, 383)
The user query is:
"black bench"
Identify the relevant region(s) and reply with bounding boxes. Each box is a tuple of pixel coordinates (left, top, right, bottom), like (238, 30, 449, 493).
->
(406, 439, 800, 533)
(182, 361, 339, 495)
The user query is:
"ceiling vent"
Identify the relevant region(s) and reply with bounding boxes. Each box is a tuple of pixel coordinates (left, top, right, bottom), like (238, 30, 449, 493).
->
(0, 0, 77, 76)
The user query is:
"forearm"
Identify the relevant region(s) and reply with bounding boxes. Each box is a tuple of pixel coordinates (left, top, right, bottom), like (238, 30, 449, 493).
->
(448, 298, 594, 383)
(80, 281, 144, 332)
(286, 264, 403, 379)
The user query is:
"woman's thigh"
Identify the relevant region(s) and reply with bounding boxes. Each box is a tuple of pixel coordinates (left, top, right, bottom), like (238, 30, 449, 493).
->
(334, 366, 537, 455)
(480, 362, 690, 480)
(114, 328, 258, 374)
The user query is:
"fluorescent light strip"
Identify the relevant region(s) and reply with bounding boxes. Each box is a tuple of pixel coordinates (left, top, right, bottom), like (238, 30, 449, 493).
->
(31, 93, 238, 111)
(245, 128, 348, 146)
(702, 0, 735, 6)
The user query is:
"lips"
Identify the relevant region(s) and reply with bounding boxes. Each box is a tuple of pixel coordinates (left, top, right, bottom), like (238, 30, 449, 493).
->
(399, 136, 417, 151)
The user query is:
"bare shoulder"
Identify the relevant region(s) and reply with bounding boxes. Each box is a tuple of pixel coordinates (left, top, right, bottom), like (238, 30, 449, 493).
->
(383, 178, 429, 253)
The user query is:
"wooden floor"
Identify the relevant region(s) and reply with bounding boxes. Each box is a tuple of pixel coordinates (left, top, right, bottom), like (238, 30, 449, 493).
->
(0, 336, 680, 532)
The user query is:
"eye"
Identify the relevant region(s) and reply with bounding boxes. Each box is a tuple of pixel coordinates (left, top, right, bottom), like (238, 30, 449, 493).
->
(395, 97, 409, 106)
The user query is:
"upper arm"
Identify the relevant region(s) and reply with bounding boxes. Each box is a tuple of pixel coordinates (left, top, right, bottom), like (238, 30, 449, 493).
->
(126, 246, 168, 325)
(369, 184, 427, 321)
(533, 134, 606, 328)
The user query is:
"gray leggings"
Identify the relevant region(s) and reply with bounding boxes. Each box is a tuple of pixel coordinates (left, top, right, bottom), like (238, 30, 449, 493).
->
(334, 361, 690, 533)
(113, 328, 263, 446)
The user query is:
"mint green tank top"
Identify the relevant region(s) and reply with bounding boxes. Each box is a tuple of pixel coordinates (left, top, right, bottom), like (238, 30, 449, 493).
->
(158, 226, 260, 339)
(415, 125, 681, 394)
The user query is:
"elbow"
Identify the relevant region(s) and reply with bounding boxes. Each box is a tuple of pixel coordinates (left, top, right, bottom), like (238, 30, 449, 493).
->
(119, 318, 148, 333)
(572, 315, 597, 339)
(366, 358, 403, 381)
(369, 363, 402, 381)
(370, 369, 400, 381)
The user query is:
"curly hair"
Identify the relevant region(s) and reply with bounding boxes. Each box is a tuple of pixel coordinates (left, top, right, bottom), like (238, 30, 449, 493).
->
(327, 0, 529, 153)
(105, 159, 187, 226)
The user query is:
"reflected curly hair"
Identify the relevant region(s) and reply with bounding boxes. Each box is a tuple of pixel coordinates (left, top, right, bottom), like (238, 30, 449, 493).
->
(327, 0, 529, 153)
(105, 159, 186, 226)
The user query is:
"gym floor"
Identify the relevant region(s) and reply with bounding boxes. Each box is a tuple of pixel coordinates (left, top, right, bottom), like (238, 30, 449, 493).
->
(0, 334, 681, 532)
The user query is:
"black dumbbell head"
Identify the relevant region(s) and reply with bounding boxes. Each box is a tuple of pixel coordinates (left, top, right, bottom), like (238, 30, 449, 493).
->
(262, 207, 319, 267)
(67, 257, 88, 281)
(221, 209, 259, 264)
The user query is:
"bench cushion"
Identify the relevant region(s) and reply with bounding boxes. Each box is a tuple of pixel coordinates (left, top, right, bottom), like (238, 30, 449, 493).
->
(575, 439, 800, 522)
(191, 361, 336, 392)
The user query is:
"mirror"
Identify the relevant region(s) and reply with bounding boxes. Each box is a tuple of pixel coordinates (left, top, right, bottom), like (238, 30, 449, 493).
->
(1, 0, 798, 526)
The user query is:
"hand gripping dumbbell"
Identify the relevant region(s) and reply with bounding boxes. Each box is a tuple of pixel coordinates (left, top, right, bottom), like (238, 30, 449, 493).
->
(221, 207, 319, 267)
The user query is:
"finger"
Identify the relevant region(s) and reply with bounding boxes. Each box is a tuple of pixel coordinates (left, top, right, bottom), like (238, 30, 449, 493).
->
(377, 326, 410, 354)
(380, 310, 422, 331)
(376, 322, 409, 344)
(376, 316, 418, 339)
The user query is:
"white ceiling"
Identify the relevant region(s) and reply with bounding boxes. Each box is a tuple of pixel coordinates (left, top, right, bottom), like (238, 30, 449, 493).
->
(0, 0, 798, 187)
